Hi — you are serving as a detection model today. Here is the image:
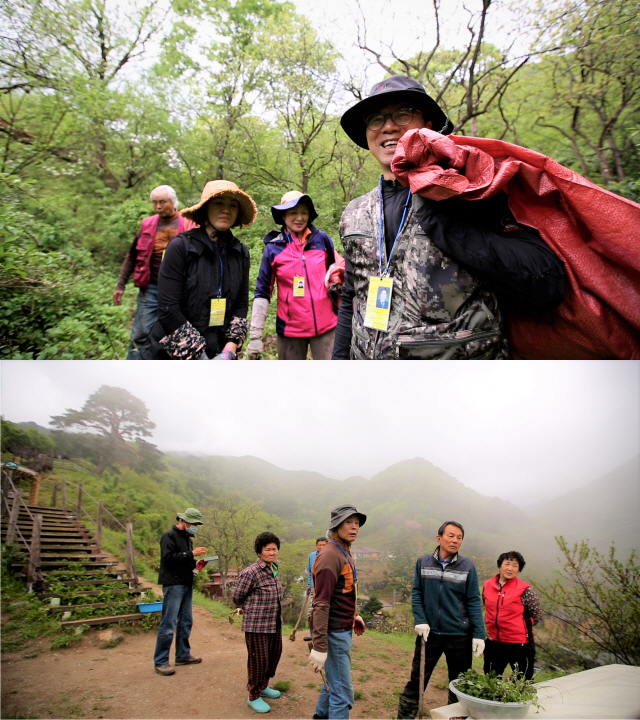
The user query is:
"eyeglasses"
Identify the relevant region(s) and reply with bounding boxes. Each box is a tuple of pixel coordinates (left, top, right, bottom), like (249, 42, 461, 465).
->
(365, 108, 421, 131)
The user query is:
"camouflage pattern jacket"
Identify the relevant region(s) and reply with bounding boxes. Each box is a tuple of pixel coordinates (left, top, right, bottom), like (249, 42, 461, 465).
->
(339, 187, 508, 359)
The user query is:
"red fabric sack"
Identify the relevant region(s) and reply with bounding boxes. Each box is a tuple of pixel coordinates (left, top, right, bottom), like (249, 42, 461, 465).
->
(391, 128, 640, 359)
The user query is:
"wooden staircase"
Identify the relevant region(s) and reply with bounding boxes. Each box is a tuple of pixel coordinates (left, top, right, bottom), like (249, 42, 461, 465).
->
(2, 504, 149, 627)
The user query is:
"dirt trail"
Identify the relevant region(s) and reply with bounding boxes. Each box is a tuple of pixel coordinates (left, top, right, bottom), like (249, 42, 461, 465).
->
(1, 604, 449, 719)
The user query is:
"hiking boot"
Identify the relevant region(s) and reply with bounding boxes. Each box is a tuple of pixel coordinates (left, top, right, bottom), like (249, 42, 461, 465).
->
(175, 655, 202, 665)
(396, 693, 419, 719)
(155, 664, 175, 676)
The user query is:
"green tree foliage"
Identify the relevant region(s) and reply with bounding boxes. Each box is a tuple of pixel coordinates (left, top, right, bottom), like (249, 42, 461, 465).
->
(50, 386, 156, 472)
(517, 0, 640, 191)
(276, 536, 310, 599)
(386, 533, 419, 602)
(360, 594, 383, 621)
(197, 494, 282, 600)
(1, 417, 56, 460)
(0, 0, 637, 356)
(537, 537, 640, 667)
(0, 176, 136, 359)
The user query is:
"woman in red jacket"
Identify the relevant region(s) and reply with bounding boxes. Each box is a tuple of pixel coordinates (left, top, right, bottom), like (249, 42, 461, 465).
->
(482, 551, 543, 680)
(247, 191, 343, 360)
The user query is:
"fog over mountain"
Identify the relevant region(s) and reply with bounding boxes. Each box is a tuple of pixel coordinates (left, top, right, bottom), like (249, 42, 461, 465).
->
(2, 361, 638, 515)
(158, 451, 639, 578)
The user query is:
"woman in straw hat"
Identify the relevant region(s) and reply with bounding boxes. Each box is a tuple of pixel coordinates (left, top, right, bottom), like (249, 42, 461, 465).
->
(247, 191, 344, 360)
(143, 180, 257, 359)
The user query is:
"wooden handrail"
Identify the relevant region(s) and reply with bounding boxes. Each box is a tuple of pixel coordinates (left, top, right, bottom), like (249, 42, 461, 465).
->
(2, 492, 44, 586)
(2, 462, 136, 588)
(55, 475, 126, 531)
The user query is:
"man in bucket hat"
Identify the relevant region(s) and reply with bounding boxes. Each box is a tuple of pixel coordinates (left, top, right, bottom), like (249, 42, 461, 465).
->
(153, 508, 208, 675)
(309, 505, 367, 719)
(332, 75, 566, 359)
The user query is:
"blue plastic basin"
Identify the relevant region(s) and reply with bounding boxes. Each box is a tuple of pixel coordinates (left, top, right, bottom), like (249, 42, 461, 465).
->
(137, 601, 163, 613)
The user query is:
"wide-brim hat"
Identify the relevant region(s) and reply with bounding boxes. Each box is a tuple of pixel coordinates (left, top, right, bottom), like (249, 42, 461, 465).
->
(328, 504, 367, 530)
(341, 74, 452, 149)
(181, 180, 257, 227)
(271, 190, 318, 226)
(176, 508, 204, 525)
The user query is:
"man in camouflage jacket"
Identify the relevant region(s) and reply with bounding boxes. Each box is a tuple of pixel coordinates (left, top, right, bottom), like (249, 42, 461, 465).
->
(332, 75, 566, 359)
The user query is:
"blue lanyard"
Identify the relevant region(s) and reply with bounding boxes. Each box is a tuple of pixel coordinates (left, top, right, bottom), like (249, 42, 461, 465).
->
(329, 538, 357, 583)
(286, 232, 305, 276)
(378, 176, 412, 277)
(216, 246, 225, 298)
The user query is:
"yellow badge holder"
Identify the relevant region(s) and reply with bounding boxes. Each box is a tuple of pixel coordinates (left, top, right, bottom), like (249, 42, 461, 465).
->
(363, 276, 394, 332)
(293, 276, 305, 297)
(209, 298, 226, 326)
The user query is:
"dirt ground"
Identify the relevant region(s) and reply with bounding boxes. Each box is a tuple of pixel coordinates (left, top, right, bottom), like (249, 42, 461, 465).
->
(1, 604, 449, 720)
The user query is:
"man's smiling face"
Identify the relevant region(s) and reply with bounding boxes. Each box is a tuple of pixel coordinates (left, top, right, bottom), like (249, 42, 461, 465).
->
(365, 102, 431, 178)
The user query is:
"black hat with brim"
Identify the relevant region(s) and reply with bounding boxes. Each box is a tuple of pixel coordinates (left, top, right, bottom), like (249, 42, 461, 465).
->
(271, 194, 318, 226)
(340, 75, 452, 149)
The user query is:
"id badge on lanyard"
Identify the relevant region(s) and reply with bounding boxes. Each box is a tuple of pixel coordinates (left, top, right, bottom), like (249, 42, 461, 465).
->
(363, 178, 411, 332)
(363, 276, 394, 331)
(209, 248, 226, 326)
(209, 298, 226, 326)
(293, 276, 305, 297)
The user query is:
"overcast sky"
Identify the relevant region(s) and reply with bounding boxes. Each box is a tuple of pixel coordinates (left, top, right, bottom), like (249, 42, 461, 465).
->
(1, 361, 638, 508)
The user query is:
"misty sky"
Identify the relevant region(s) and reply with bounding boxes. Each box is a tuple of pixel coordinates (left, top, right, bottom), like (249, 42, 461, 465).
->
(1, 361, 638, 508)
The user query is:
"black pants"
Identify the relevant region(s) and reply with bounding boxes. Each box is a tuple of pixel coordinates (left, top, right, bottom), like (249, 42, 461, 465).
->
(397, 634, 472, 718)
(483, 638, 535, 680)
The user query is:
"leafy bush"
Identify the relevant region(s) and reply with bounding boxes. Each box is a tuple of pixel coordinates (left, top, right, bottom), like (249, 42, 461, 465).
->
(0, 175, 134, 358)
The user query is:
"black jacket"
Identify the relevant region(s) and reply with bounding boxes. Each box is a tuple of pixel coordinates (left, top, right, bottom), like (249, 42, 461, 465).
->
(158, 525, 196, 586)
(145, 227, 250, 359)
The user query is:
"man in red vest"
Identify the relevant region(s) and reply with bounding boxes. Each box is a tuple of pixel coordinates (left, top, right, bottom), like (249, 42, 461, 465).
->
(113, 185, 194, 359)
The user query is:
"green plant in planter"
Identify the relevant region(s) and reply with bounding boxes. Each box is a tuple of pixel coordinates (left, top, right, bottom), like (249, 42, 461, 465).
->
(454, 669, 541, 708)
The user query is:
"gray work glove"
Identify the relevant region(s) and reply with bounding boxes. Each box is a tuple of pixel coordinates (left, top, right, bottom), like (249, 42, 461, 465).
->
(247, 297, 269, 359)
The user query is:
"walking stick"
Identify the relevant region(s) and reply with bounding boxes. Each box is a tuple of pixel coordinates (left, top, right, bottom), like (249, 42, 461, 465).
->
(289, 593, 309, 641)
(320, 668, 331, 693)
(417, 637, 426, 719)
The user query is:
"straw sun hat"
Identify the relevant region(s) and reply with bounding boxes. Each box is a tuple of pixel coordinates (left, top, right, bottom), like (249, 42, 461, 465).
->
(180, 180, 258, 227)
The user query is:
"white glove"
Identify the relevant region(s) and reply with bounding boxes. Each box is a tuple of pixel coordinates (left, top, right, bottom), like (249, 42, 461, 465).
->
(309, 649, 328, 672)
(248, 297, 269, 359)
(473, 638, 485, 657)
(415, 624, 430, 642)
(246, 338, 263, 358)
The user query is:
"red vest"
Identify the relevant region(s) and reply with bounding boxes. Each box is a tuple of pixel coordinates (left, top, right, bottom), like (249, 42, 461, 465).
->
(483, 575, 531, 644)
(133, 214, 192, 289)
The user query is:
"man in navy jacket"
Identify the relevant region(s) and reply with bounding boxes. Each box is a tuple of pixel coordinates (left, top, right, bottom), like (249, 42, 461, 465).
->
(397, 521, 485, 717)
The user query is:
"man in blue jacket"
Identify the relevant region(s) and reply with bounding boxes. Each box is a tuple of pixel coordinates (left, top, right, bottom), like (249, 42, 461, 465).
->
(397, 521, 485, 717)
(303, 537, 328, 641)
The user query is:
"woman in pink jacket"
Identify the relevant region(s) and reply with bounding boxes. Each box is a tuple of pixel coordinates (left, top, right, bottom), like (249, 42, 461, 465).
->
(247, 191, 343, 360)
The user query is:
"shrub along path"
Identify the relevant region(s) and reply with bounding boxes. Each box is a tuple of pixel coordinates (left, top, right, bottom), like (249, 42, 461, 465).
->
(1, 599, 450, 719)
